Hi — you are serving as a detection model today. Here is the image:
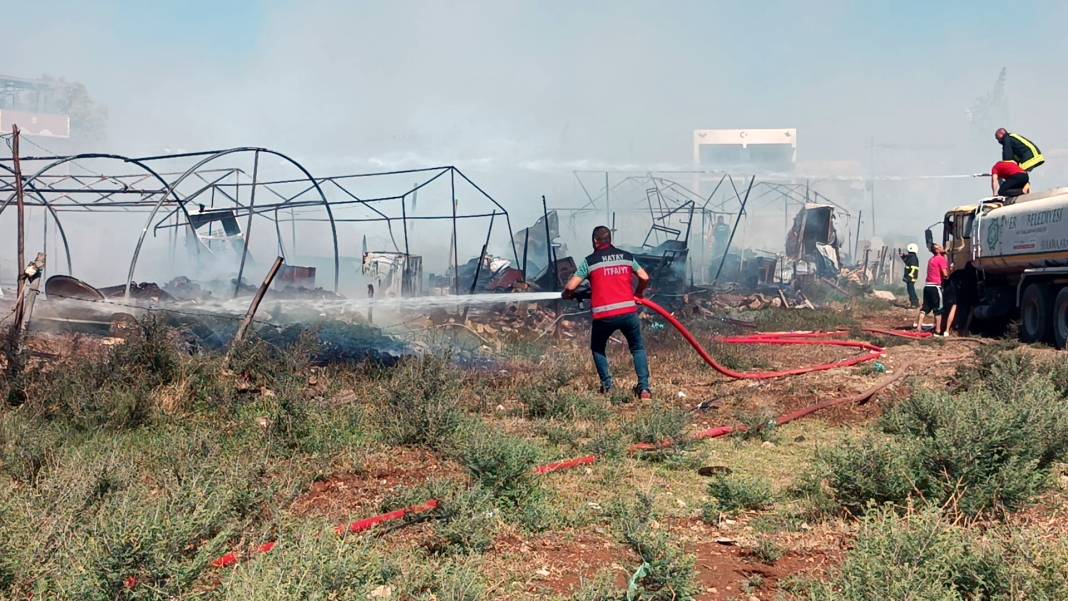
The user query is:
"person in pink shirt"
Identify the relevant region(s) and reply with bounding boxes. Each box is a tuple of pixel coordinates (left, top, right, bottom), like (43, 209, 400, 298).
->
(915, 244, 950, 334)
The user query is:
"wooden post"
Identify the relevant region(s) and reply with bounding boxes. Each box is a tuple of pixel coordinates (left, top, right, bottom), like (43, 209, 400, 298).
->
(12, 126, 24, 295)
(5, 126, 29, 375)
(228, 256, 284, 353)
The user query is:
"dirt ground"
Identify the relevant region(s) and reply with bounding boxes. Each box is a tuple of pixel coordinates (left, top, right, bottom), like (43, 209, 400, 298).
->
(286, 299, 1000, 600)
(12, 293, 1065, 600)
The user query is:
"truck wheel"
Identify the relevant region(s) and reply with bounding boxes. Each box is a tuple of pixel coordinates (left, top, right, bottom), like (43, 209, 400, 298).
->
(1020, 283, 1054, 343)
(1053, 288, 1068, 349)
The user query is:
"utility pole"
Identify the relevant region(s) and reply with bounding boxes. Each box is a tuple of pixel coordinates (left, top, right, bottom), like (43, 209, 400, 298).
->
(604, 171, 610, 226)
(868, 136, 877, 239)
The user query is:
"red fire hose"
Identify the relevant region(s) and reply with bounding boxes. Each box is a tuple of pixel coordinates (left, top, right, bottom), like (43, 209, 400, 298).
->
(178, 301, 917, 583)
(635, 297, 885, 379)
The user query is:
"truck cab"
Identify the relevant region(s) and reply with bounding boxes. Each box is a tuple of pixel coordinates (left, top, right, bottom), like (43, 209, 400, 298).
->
(939, 205, 978, 272)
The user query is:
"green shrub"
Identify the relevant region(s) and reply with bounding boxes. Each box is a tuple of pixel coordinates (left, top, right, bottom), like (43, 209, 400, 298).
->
(521, 387, 606, 420)
(570, 570, 622, 601)
(813, 359, 1068, 518)
(227, 331, 317, 390)
(218, 523, 398, 599)
(816, 435, 926, 516)
(14, 316, 194, 430)
(382, 481, 499, 555)
(702, 473, 775, 520)
(0, 412, 66, 485)
(585, 424, 629, 461)
(802, 507, 1068, 600)
(625, 406, 690, 461)
(732, 408, 779, 443)
(378, 354, 464, 449)
(259, 385, 314, 453)
(884, 381, 1068, 516)
(611, 494, 699, 601)
(455, 423, 542, 509)
(3, 428, 278, 599)
(397, 558, 487, 601)
(707, 341, 771, 371)
(748, 536, 784, 565)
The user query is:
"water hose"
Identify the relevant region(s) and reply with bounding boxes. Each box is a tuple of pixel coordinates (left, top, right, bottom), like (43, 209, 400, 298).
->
(635, 297, 885, 379)
(181, 301, 933, 582)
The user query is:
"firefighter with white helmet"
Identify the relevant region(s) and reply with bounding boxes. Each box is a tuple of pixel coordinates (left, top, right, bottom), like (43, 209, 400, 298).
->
(901, 243, 921, 308)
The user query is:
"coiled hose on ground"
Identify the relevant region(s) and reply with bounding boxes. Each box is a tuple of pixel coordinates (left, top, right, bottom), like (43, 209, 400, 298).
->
(635, 297, 887, 379)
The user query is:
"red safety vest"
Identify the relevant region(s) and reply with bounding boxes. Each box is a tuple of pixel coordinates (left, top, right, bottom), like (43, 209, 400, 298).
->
(586, 245, 638, 320)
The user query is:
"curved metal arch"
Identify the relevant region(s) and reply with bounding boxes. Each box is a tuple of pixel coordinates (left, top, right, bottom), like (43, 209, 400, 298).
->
(129, 147, 340, 294)
(0, 162, 73, 273)
(1, 153, 206, 288)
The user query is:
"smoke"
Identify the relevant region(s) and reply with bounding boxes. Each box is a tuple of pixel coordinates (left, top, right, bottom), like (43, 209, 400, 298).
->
(6, 0, 1068, 286)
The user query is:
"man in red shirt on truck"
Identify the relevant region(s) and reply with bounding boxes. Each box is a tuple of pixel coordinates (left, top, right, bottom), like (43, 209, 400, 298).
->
(562, 226, 652, 399)
(991, 160, 1030, 199)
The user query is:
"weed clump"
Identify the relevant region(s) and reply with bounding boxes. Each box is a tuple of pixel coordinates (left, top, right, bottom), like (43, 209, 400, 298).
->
(702, 473, 775, 520)
(521, 387, 606, 420)
(585, 423, 629, 461)
(381, 480, 499, 555)
(217, 523, 398, 599)
(810, 351, 1068, 518)
(707, 341, 771, 371)
(611, 493, 699, 601)
(570, 570, 622, 601)
(518, 359, 604, 420)
(732, 407, 780, 443)
(748, 536, 784, 565)
(378, 354, 465, 450)
(800, 507, 1068, 600)
(2, 428, 280, 599)
(455, 423, 542, 509)
(23, 316, 184, 430)
(625, 405, 690, 461)
(815, 435, 926, 516)
(0, 412, 65, 484)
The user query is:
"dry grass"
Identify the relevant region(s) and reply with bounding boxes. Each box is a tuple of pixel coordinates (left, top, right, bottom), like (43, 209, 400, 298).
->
(1, 304, 1062, 600)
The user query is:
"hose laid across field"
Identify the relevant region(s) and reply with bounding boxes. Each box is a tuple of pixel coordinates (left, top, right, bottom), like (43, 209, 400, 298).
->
(182, 302, 953, 581)
(636, 297, 886, 379)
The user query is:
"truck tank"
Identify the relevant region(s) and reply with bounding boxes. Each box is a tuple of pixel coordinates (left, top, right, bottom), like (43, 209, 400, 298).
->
(973, 187, 1068, 273)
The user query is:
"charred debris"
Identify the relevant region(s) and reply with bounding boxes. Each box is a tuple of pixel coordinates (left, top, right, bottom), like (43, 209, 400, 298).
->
(1, 143, 907, 362)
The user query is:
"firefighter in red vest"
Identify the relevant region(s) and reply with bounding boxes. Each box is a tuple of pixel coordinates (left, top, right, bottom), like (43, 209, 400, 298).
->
(562, 226, 652, 399)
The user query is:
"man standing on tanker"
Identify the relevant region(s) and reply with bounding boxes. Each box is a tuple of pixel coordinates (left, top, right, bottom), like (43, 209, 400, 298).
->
(995, 128, 1044, 172)
(562, 226, 653, 400)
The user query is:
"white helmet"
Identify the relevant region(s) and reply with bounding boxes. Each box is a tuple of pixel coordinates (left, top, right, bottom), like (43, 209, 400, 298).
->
(906, 243, 919, 254)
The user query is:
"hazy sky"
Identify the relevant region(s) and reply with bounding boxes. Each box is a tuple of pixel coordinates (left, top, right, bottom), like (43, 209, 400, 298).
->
(12, 0, 1068, 168)
(7, 1, 1068, 284)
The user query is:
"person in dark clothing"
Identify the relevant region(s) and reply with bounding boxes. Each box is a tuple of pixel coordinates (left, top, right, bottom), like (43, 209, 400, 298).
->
(563, 226, 652, 399)
(900, 243, 920, 308)
(942, 264, 977, 336)
(995, 128, 1044, 172)
(991, 160, 1030, 198)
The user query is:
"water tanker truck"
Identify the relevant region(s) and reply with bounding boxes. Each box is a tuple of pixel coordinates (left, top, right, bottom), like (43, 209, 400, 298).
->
(927, 187, 1068, 347)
